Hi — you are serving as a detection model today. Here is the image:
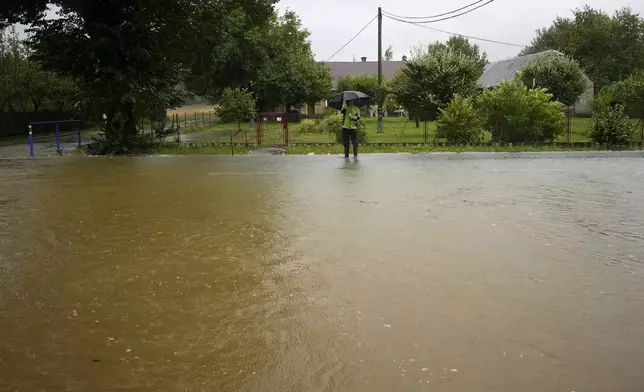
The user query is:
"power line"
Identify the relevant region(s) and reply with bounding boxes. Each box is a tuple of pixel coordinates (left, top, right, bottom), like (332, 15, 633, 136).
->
(384, 14, 526, 48)
(383, 0, 495, 24)
(382, 0, 487, 20)
(325, 15, 378, 62)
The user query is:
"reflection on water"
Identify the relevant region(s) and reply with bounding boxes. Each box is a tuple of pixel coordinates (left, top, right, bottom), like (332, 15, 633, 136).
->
(1, 153, 644, 392)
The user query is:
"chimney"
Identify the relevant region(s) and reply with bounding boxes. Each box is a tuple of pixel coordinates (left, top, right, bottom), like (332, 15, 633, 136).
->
(402, 55, 407, 62)
(361, 57, 367, 63)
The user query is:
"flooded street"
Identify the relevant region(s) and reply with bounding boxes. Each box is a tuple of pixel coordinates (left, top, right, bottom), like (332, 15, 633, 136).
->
(1, 153, 644, 392)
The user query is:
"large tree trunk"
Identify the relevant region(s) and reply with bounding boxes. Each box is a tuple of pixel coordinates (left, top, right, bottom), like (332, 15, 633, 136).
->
(122, 100, 137, 146)
(31, 98, 40, 113)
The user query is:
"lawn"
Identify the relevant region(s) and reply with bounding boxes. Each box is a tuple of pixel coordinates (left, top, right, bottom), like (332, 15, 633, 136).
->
(178, 116, 605, 144)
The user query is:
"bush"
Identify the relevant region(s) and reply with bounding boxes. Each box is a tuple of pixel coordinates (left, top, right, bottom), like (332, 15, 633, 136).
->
(478, 75, 566, 143)
(389, 47, 481, 120)
(521, 54, 587, 107)
(589, 104, 635, 144)
(323, 107, 339, 118)
(436, 95, 484, 143)
(215, 88, 256, 130)
(316, 114, 367, 143)
(297, 118, 318, 134)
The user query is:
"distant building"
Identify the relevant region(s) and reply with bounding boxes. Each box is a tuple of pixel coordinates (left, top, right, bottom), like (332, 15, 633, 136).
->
(326, 56, 408, 89)
(479, 50, 595, 115)
(296, 56, 409, 116)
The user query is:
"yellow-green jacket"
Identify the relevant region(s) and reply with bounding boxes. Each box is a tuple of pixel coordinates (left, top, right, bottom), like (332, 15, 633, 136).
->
(341, 105, 360, 130)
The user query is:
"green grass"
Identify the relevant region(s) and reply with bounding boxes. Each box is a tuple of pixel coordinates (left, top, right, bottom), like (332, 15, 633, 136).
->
(182, 116, 640, 144)
(292, 116, 598, 143)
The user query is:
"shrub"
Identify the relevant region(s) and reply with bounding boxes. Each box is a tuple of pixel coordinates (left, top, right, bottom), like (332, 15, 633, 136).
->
(389, 47, 480, 121)
(298, 118, 318, 134)
(323, 107, 339, 117)
(589, 104, 635, 144)
(316, 114, 367, 143)
(436, 95, 484, 143)
(478, 74, 566, 143)
(215, 88, 256, 132)
(521, 54, 587, 107)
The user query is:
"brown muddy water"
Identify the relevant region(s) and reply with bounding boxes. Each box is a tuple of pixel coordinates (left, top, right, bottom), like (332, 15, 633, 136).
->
(1, 153, 644, 392)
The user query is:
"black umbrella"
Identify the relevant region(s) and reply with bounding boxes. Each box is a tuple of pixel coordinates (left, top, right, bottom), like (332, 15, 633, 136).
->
(328, 91, 372, 110)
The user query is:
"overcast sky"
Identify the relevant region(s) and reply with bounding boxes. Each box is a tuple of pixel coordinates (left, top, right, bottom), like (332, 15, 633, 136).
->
(276, 0, 644, 62)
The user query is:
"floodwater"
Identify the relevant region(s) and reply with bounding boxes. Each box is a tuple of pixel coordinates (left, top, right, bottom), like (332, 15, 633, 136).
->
(1, 153, 644, 392)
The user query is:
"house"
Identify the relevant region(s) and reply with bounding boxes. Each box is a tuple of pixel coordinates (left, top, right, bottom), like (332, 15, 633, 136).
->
(478, 50, 595, 115)
(326, 56, 408, 89)
(297, 56, 408, 116)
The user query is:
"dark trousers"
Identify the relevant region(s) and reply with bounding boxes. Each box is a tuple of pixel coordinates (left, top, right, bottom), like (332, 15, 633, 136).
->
(342, 128, 358, 157)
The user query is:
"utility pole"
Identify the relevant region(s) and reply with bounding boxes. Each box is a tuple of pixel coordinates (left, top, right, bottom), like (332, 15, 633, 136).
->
(377, 6, 384, 133)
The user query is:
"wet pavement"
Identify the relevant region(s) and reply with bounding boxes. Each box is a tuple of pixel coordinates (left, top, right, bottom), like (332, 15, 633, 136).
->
(1, 152, 644, 391)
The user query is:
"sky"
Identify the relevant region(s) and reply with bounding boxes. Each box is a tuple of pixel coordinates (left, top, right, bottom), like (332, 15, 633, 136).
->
(276, 0, 644, 62)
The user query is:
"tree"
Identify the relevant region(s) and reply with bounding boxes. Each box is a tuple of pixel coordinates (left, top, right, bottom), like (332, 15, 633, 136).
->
(478, 74, 566, 143)
(617, 73, 644, 140)
(0, 27, 77, 113)
(190, 10, 331, 112)
(0, 27, 25, 111)
(521, 6, 644, 87)
(25, 0, 277, 152)
(185, 3, 280, 100)
(384, 45, 394, 61)
(0, 0, 47, 28)
(336, 74, 380, 99)
(389, 47, 481, 125)
(216, 88, 256, 134)
(425, 36, 488, 76)
(436, 94, 484, 144)
(252, 11, 332, 111)
(521, 54, 587, 107)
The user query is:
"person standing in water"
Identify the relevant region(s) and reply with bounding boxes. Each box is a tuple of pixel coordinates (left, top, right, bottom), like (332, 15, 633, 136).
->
(341, 101, 360, 158)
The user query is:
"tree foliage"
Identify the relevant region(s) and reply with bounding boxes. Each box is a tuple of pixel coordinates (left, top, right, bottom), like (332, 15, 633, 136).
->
(216, 88, 256, 131)
(189, 10, 331, 111)
(0, 27, 77, 113)
(521, 54, 587, 107)
(521, 6, 644, 86)
(620, 72, 644, 120)
(589, 104, 636, 144)
(24, 0, 276, 151)
(423, 36, 488, 76)
(336, 74, 380, 99)
(389, 47, 480, 121)
(384, 45, 394, 61)
(436, 95, 484, 144)
(589, 74, 643, 142)
(0, 0, 48, 28)
(478, 75, 566, 143)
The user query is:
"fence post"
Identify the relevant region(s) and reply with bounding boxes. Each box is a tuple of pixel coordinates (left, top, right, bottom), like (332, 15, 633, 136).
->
(424, 121, 428, 144)
(194, 112, 197, 127)
(28, 125, 34, 157)
(256, 115, 262, 147)
(208, 111, 211, 123)
(202, 111, 205, 124)
(176, 114, 181, 143)
(77, 121, 81, 148)
(229, 129, 235, 156)
(55, 123, 61, 153)
(184, 113, 187, 129)
(283, 115, 289, 148)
